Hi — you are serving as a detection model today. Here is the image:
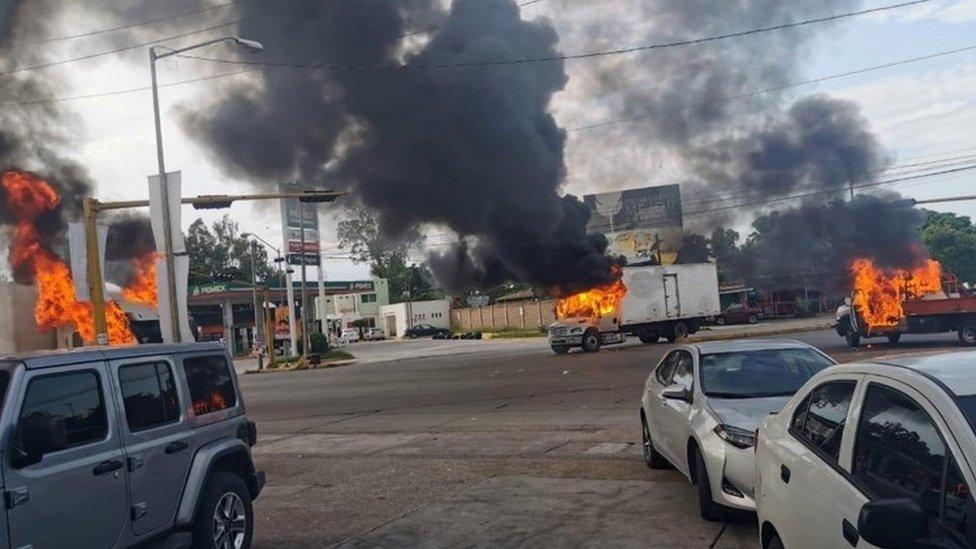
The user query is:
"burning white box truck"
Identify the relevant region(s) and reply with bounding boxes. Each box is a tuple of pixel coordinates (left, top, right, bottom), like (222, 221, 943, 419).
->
(548, 263, 720, 354)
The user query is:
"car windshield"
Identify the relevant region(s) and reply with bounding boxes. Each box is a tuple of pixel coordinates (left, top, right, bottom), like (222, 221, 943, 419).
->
(700, 348, 835, 399)
(953, 396, 976, 436)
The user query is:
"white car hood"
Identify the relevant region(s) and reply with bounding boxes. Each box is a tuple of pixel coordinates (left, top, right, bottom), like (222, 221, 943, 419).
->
(706, 396, 792, 431)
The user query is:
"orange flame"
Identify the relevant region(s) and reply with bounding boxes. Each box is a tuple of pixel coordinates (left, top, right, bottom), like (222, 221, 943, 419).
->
(556, 270, 628, 319)
(2, 170, 135, 345)
(122, 252, 159, 308)
(851, 258, 942, 330)
(192, 392, 229, 416)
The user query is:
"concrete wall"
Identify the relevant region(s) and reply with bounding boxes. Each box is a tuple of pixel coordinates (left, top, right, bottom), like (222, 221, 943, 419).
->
(0, 283, 58, 354)
(380, 300, 451, 338)
(451, 300, 556, 332)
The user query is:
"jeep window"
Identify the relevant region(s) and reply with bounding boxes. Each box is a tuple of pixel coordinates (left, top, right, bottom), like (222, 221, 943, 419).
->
(20, 370, 107, 449)
(119, 362, 180, 431)
(183, 355, 237, 416)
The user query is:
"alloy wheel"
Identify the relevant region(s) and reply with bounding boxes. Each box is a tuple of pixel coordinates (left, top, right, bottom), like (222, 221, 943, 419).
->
(213, 492, 247, 549)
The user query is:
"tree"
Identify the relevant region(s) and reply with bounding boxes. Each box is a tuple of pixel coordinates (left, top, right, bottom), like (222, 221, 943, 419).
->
(920, 211, 976, 283)
(675, 233, 710, 264)
(186, 215, 276, 286)
(337, 208, 436, 302)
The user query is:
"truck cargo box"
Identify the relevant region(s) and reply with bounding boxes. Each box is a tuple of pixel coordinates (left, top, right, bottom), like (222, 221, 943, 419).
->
(620, 263, 720, 327)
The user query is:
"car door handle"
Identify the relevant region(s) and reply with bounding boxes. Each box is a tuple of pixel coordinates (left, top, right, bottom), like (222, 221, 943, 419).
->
(93, 459, 124, 476)
(780, 464, 791, 484)
(842, 519, 859, 546)
(165, 441, 189, 454)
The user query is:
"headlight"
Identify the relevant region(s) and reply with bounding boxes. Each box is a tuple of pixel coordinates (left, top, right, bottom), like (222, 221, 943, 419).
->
(714, 424, 756, 449)
(570, 327, 583, 334)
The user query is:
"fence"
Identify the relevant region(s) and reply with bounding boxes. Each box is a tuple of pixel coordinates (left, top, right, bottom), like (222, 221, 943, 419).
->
(451, 300, 557, 332)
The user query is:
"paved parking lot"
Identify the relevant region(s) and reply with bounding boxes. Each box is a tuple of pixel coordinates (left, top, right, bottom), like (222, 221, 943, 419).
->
(239, 329, 961, 547)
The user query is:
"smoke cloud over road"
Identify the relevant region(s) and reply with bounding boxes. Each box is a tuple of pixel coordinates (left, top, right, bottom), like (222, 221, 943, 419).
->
(181, 0, 622, 293)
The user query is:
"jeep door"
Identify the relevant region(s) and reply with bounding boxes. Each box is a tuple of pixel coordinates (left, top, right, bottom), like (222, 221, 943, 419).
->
(110, 356, 194, 537)
(3, 362, 128, 549)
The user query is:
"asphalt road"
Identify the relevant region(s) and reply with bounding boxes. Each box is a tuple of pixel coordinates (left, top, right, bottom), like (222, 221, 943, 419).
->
(240, 328, 963, 548)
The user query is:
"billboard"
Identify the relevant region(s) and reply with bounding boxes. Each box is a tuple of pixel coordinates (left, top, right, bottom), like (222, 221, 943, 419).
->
(584, 184, 683, 265)
(279, 181, 321, 266)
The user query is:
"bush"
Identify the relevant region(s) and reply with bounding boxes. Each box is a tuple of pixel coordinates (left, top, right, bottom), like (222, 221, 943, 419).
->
(310, 332, 330, 353)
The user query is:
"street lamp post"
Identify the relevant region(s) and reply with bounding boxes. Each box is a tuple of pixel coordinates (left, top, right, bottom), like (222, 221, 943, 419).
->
(149, 36, 263, 343)
(246, 240, 262, 349)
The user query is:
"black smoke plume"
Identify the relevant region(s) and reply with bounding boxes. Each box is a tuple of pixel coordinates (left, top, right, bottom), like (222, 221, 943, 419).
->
(104, 213, 156, 287)
(0, 1, 95, 278)
(181, 0, 621, 294)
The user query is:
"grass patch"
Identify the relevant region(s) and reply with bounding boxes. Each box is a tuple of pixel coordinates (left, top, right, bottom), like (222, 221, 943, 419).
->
(259, 350, 356, 373)
(488, 328, 547, 339)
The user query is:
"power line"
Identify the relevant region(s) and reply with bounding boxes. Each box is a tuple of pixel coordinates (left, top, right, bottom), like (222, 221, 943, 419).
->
(178, 0, 930, 72)
(15, 1, 241, 46)
(569, 42, 976, 132)
(1, 4, 958, 110)
(683, 164, 976, 218)
(0, 18, 245, 76)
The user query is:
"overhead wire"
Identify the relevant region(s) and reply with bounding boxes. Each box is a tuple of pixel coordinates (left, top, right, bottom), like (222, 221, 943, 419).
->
(175, 1, 931, 72)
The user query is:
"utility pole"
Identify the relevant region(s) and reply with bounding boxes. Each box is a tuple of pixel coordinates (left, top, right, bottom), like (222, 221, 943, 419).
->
(263, 285, 275, 370)
(83, 198, 109, 345)
(299, 200, 311, 356)
(849, 180, 855, 201)
(248, 240, 262, 348)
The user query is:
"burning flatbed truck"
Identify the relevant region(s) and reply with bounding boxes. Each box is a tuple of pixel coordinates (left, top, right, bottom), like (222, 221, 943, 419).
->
(836, 259, 976, 347)
(548, 263, 720, 354)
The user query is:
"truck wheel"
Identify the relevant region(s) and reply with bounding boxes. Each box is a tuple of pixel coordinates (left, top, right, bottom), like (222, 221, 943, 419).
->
(667, 323, 689, 343)
(581, 330, 602, 353)
(551, 345, 570, 355)
(193, 471, 253, 549)
(714, 316, 726, 326)
(887, 333, 902, 344)
(845, 326, 861, 348)
(638, 332, 659, 344)
(959, 324, 976, 345)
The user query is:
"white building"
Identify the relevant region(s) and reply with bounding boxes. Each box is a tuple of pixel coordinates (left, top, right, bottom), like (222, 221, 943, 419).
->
(379, 299, 451, 338)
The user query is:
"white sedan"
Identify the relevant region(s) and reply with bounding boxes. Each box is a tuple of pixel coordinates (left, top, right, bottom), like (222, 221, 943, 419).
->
(756, 352, 976, 549)
(640, 340, 835, 520)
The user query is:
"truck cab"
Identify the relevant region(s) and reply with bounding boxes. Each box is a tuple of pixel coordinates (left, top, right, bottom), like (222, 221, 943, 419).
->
(0, 342, 263, 549)
(548, 313, 624, 354)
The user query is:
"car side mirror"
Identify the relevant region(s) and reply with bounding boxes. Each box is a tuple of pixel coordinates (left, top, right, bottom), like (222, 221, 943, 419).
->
(11, 414, 66, 469)
(858, 498, 927, 548)
(662, 384, 692, 403)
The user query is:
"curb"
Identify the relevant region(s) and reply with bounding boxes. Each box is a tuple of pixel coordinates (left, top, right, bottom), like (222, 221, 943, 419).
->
(244, 359, 357, 374)
(687, 321, 836, 343)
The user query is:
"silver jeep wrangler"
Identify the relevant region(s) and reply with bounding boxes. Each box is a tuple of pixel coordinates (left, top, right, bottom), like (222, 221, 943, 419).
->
(0, 342, 263, 548)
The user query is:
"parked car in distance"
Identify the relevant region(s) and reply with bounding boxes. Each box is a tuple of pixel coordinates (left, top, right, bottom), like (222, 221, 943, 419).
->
(0, 342, 263, 549)
(405, 324, 451, 339)
(756, 352, 976, 549)
(341, 328, 361, 344)
(363, 327, 386, 341)
(712, 302, 763, 325)
(640, 340, 835, 521)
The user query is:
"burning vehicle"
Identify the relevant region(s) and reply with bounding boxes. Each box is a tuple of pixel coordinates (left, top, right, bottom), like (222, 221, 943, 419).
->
(548, 263, 720, 354)
(835, 258, 976, 347)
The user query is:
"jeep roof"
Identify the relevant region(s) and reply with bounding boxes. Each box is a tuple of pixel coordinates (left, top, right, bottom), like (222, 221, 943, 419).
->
(0, 341, 227, 370)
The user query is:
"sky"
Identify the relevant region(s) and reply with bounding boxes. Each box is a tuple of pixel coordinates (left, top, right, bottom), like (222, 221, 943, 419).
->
(10, 0, 976, 282)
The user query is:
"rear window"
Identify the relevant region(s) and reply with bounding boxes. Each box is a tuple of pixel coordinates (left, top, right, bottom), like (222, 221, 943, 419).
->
(700, 348, 835, 398)
(183, 355, 237, 416)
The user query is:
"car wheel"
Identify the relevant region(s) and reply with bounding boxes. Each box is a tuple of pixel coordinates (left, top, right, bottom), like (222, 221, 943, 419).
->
(667, 322, 689, 343)
(765, 533, 784, 549)
(641, 414, 670, 469)
(886, 333, 901, 344)
(581, 330, 601, 353)
(844, 325, 860, 348)
(714, 316, 726, 326)
(747, 314, 758, 324)
(551, 345, 570, 355)
(694, 448, 726, 522)
(960, 324, 976, 346)
(193, 471, 253, 549)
